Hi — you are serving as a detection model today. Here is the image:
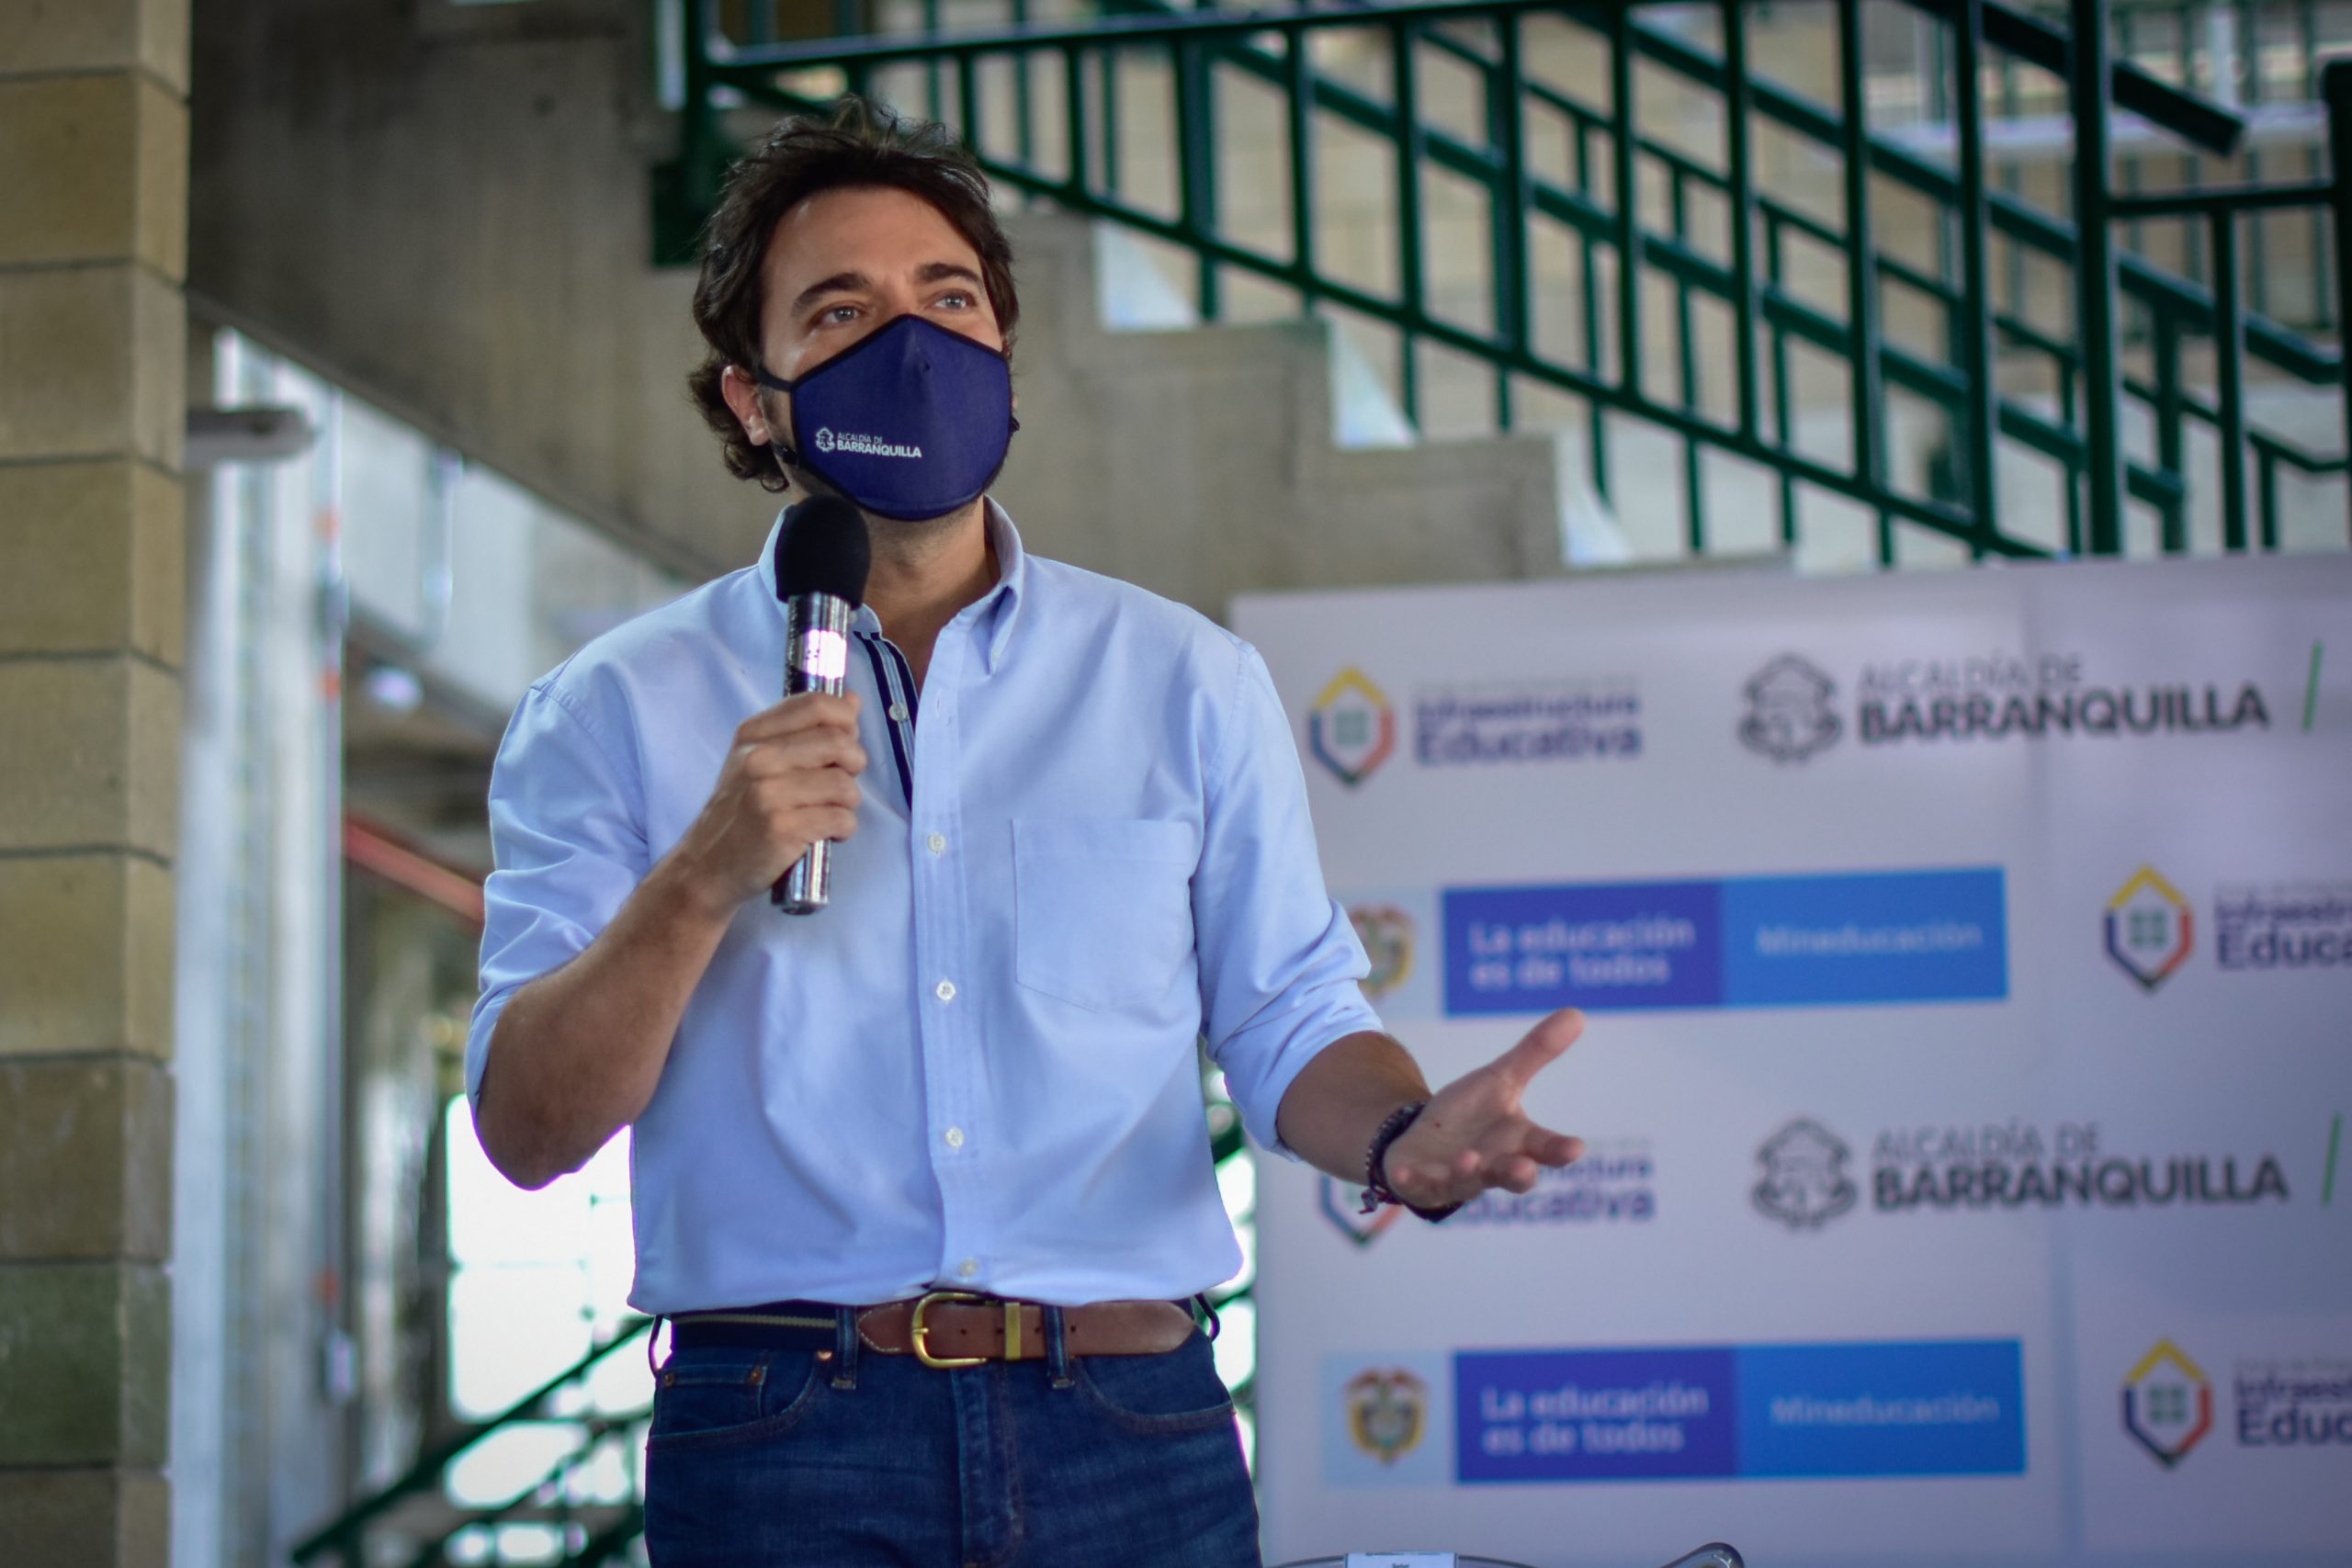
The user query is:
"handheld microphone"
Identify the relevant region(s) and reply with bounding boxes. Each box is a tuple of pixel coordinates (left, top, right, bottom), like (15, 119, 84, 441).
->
(771, 496, 872, 914)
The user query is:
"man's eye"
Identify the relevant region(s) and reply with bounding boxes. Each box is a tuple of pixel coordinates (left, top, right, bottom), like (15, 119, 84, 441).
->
(821, 304, 860, 324)
(936, 291, 974, 310)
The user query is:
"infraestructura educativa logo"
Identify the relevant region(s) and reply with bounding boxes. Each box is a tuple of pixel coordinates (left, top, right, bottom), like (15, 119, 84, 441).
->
(1311, 668, 1642, 785)
(1306, 668, 1395, 787)
(2103, 863, 2352, 991)
(1317, 1141, 1657, 1247)
(1750, 1114, 2290, 1231)
(2123, 1335, 2352, 1467)
(1414, 676, 1643, 767)
(2106, 865, 2195, 992)
(2122, 1339, 2213, 1468)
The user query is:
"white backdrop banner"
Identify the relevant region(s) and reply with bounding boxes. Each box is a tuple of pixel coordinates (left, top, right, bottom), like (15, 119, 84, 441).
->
(1234, 554, 2352, 1568)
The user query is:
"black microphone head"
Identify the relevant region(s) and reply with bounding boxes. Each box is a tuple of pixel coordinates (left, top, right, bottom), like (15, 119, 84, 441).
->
(775, 496, 872, 606)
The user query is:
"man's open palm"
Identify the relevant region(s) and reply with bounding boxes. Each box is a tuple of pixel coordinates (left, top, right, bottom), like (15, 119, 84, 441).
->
(1384, 1008, 1587, 1211)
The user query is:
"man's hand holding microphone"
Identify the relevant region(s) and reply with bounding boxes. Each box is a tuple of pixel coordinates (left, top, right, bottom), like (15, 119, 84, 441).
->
(665, 690, 866, 918)
(669, 497, 874, 917)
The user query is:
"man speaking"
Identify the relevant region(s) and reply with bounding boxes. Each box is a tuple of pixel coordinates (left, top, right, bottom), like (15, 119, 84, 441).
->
(465, 98, 1587, 1565)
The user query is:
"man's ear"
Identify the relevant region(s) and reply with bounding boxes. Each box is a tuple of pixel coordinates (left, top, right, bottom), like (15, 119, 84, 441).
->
(719, 364, 780, 447)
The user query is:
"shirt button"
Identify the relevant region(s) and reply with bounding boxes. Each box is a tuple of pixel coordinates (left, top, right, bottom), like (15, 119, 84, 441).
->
(935, 979, 956, 1003)
(927, 831, 947, 855)
(888, 703, 910, 723)
(944, 1126, 965, 1149)
(957, 1258, 978, 1280)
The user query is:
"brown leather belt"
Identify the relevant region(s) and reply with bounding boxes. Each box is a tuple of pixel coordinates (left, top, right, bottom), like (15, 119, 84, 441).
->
(675, 1292, 1197, 1368)
(864, 1292, 1195, 1365)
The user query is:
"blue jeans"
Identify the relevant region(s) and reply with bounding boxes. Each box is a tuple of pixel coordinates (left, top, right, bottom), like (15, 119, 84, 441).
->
(641, 1319, 1261, 1566)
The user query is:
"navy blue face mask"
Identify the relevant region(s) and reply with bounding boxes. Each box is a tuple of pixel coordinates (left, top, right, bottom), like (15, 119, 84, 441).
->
(756, 315, 1015, 522)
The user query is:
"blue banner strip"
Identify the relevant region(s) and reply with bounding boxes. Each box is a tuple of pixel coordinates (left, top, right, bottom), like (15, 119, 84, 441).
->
(1443, 868, 2007, 1015)
(1735, 1339, 2026, 1478)
(1455, 1339, 2025, 1483)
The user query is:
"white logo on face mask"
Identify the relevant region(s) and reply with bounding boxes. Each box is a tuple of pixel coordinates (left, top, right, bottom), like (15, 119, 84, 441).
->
(813, 427, 922, 459)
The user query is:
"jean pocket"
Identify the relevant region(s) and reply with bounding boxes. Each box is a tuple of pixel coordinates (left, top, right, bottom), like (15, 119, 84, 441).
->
(1012, 818, 1199, 1013)
(648, 1348, 823, 1450)
(1072, 1335, 1235, 1435)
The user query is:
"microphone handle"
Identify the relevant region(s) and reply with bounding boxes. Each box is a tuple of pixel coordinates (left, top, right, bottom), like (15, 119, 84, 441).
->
(773, 593, 855, 914)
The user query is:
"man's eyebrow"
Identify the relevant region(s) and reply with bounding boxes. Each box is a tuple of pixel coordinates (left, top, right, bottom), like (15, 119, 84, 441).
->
(789, 270, 870, 318)
(915, 261, 985, 288)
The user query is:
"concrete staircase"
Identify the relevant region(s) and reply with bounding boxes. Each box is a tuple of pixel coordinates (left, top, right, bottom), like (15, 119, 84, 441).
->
(192, 0, 1604, 646)
(994, 210, 1601, 622)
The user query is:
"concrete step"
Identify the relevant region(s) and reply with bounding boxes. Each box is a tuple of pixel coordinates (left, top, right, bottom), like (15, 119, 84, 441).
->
(996, 210, 1619, 621)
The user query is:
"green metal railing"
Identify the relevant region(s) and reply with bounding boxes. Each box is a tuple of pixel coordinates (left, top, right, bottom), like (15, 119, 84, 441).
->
(1987, 0, 2345, 328)
(293, 1318, 653, 1568)
(659, 0, 2350, 563)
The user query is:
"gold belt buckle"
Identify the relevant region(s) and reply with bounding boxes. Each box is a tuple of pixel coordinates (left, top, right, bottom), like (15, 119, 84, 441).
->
(910, 1291, 989, 1369)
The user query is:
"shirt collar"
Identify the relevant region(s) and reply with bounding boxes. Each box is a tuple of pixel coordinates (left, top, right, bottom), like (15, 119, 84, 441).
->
(973, 500, 1028, 673)
(752, 499, 1029, 674)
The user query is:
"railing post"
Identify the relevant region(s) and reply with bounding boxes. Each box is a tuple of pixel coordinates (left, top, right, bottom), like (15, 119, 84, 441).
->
(1099, 47, 1122, 200)
(2305, 0, 2331, 330)
(1391, 19, 1426, 424)
(2211, 209, 2250, 551)
(1011, 0, 1035, 169)
(1492, 11, 1531, 429)
(924, 0, 944, 119)
(1609, 5, 1644, 407)
(1671, 167, 1705, 552)
(1956, 0, 2000, 557)
(1573, 119, 1610, 504)
(1285, 27, 1317, 312)
(956, 50, 980, 152)
(2177, 10, 2206, 282)
(2152, 310, 2188, 552)
(2071, 0, 2127, 555)
(1835, 0, 1886, 555)
(2325, 61, 2352, 534)
(1175, 37, 1220, 320)
(1723, 0, 1760, 445)
(2258, 443, 2281, 550)
(683, 0, 719, 215)
(1767, 210, 1798, 547)
(1063, 44, 1088, 200)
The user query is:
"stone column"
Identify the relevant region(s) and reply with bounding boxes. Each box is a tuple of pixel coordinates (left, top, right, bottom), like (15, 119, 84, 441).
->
(0, 1, 190, 1562)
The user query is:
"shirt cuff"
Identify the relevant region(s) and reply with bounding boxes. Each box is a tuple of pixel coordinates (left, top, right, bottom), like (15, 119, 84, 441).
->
(1227, 1002, 1385, 1162)
(463, 987, 521, 1115)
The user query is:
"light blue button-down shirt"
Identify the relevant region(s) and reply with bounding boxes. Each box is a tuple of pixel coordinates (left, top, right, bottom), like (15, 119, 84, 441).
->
(467, 505, 1377, 1313)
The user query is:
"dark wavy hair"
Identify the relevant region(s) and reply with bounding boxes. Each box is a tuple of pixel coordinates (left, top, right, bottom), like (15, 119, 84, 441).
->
(686, 97, 1021, 491)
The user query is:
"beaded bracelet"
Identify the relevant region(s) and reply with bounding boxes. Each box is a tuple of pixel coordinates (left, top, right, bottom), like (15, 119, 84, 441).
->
(1358, 1100, 1465, 1223)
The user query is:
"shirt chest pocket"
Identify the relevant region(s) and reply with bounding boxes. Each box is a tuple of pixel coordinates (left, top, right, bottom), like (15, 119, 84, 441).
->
(1012, 818, 1199, 1013)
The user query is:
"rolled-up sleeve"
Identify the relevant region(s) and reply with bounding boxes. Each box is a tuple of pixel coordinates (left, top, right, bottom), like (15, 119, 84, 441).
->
(1193, 641, 1382, 1158)
(465, 680, 650, 1111)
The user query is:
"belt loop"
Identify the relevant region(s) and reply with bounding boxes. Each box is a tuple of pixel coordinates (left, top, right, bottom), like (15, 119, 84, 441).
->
(1045, 1304, 1074, 1389)
(831, 1305, 860, 1390)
